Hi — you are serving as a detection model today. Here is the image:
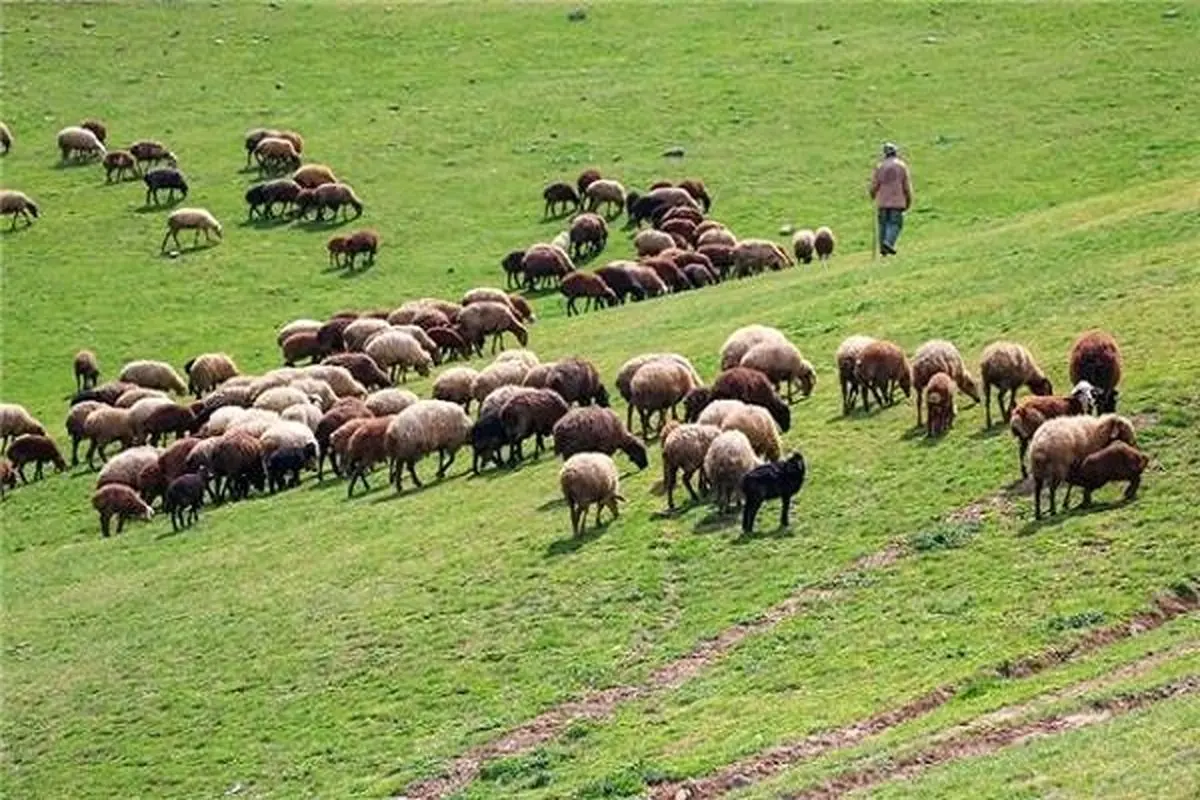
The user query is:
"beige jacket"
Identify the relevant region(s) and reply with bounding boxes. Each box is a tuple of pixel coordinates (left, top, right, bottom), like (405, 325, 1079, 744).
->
(871, 157, 912, 210)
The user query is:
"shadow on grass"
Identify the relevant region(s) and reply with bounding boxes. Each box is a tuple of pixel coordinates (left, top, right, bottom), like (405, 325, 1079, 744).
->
(970, 423, 1007, 440)
(239, 215, 293, 230)
(51, 159, 101, 171)
(545, 522, 609, 556)
(0, 224, 36, 236)
(1017, 498, 1129, 536)
(294, 217, 354, 232)
(734, 522, 795, 544)
(159, 240, 220, 256)
(693, 510, 737, 534)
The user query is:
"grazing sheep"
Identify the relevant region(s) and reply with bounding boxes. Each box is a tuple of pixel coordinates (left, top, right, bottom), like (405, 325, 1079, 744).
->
(103, 150, 139, 182)
(97, 446, 161, 490)
(625, 264, 668, 298)
(0, 459, 14, 499)
(277, 318, 323, 346)
(314, 400, 372, 479)
(704, 430, 760, 513)
(546, 358, 609, 407)
(57, 126, 107, 162)
(543, 182, 581, 217)
(660, 421, 722, 509)
(365, 330, 433, 381)
(561, 272, 617, 315)
(253, 386, 313, 415)
(462, 288, 534, 324)
(341, 229, 379, 269)
(341, 317, 390, 353)
(127, 396, 177, 444)
(682, 262, 717, 288)
(499, 388, 569, 463)
(560, 453, 624, 536)
(630, 359, 697, 439)
(584, 178, 626, 217)
(142, 167, 188, 205)
(641, 256, 691, 293)
(129, 140, 176, 169)
(1029, 413, 1137, 518)
(719, 325, 788, 371)
(157, 436, 200, 483)
(91, 484, 154, 537)
(924, 372, 957, 438)
(142, 403, 197, 445)
(1009, 381, 1097, 478)
(79, 118, 107, 143)
(254, 136, 302, 174)
(634, 229, 676, 258)
(264, 445, 316, 493)
(117, 360, 188, 395)
(161, 208, 222, 252)
(258, 419, 319, 459)
(385, 400, 473, 492)
(1064, 441, 1149, 509)
(407, 307, 453, 332)
(677, 179, 712, 212)
(365, 388, 419, 417)
(197, 406, 250, 438)
(912, 340, 981, 426)
(594, 264, 645, 304)
(328, 415, 377, 480)
(740, 340, 815, 402)
(501, 249, 527, 290)
(208, 430, 266, 501)
(695, 398, 747, 427)
(835, 335, 875, 415)
(521, 243, 575, 290)
(115, 388, 168, 409)
(697, 226, 737, 248)
(697, 243, 735, 279)
(322, 353, 390, 391)
(552, 407, 648, 470)
(471, 361, 529, 409)
(0, 190, 39, 229)
(246, 178, 302, 219)
(576, 169, 602, 198)
(854, 340, 912, 412)
(6, 435, 67, 482)
(0, 121, 11, 154)
(627, 187, 700, 227)
(301, 365, 367, 398)
(295, 182, 363, 221)
(814, 226, 835, 261)
(660, 218, 699, 247)
(741, 452, 807, 535)
(292, 163, 338, 188)
(164, 472, 207, 531)
(478, 385, 538, 424)
(616, 353, 703, 430)
(427, 326, 472, 363)
(979, 341, 1053, 427)
(523, 363, 559, 390)
(431, 367, 478, 412)
(0, 404, 46, 453)
(244, 128, 280, 166)
(281, 331, 324, 366)
(661, 205, 706, 227)
(1069, 330, 1122, 413)
(569, 212, 608, 259)
(82, 406, 136, 466)
(66, 400, 104, 466)
(711, 367, 791, 432)
(184, 353, 239, 397)
(792, 229, 816, 264)
(183, 436, 223, 484)
(458, 302, 530, 356)
(721, 405, 782, 461)
(71, 380, 137, 407)
(281, 402, 323, 432)
(733, 238, 794, 277)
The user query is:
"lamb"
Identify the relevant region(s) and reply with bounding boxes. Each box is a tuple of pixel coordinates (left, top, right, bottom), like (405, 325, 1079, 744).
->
(1028, 413, 1137, 518)
(253, 136, 302, 174)
(129, 140, 176, 169)
(733, 238, 793, 277)
(341, 229, 379, 269)
(245, 178, 302, 219)
(116, 360, 187, 395)
(364, 330, 433, 383)
(741, 452, 807, 535)
(584, 179, 626, 217)
(978, 341, 1053, 427)
(545, 358, 610, 407)
(660, 421, 723, 509)
(365, 388, 419, 417)
(142, 167, 188, 205)
(704, 430, 760, 513)
(634, 229, 676, 257)
(561, 271, 617, 315)
(1009, 381, 1097, 478)
(6, 435, 67, 482)
(552, 407, 648, 470)
(1064, 441, 1150, 509)
(385, 400, 474, 492)
(259, 420, 319, 457)
(624, 264, 668, 298)
(66, 400, 104, 466)
(265, 445, 317, 493)
(568, 212, 608, 259)
(458, 302, 530, 356)
(292, 163, 338, 188)
(854, 340, 912, 412)
(616, 353, 703, 430)
(792, 229, 816, 264)
(924, 372, 957, 438)
(1069, 330, 1122, 413)
(543, 182, 581, 217)
(521, 243, 575, 290)
(157, 437, 201, 486)
(719, 325, 788, 371)
(0, 403, 47, 450)
(82, 406, 136, 466)
(912, 340, 981, 426)
(321, 353, 391, 391)
(499, 388, 570, 463)
(96, 446, 161, 490)
(91, 484, 154, 537)
(560, 453, 624, 536)
(184, 353, 239, 397)
(0, 190, 40, 228)
(142, 403, 197, 445)
(164, 472, 207, 531)
(295, 182, 364, 221)
(103, 150, 139, 182)
(57, 126, 106, 162)
(433, 366, 479, 412)
(813, 226, 835, 261)
(630, 358, 698, 439)
(711, 367, 791, 432)
(161, 208, 222, 252)
(739, 340, 815, 402)
(721, 405, 782, 460)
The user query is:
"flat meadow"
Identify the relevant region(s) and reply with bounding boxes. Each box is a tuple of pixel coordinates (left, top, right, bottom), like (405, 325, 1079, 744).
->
(2, 2, 1199, 798)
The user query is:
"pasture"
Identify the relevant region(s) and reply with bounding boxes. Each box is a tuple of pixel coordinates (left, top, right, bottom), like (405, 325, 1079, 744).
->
(2, 2, 1200, 799)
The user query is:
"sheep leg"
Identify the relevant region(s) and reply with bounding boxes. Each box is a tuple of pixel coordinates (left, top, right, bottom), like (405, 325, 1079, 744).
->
(570, 503, 583, 536)
(682, 470, 702, 503)
(780, 493, 793, 528)
(915, 389, 924, 425)
(407, 461, 422, 487)
(742, 493, 762, 533)
(99, 511, 112, 538)
(71, 437, 80, 467)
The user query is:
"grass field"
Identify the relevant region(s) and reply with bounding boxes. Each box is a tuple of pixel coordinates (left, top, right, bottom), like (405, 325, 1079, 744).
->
(3, 2, 1200, 798)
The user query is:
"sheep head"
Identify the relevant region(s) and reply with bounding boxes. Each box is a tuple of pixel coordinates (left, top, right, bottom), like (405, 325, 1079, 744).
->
(1028, 375, 1053, 396)
(958, 370, 982, 404)
(1103, 414, 1137, 447)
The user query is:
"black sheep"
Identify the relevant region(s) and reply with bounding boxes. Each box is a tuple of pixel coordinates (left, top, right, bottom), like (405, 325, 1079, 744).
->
(471, 414, 508, 474)
(741, 452, 807, 535)
(143, 167, 188, 205)
(542, 182, 580, 217)
(164, 472, 207, 531)
(625, 191, 665, 228)
(265, 444, 316, 493)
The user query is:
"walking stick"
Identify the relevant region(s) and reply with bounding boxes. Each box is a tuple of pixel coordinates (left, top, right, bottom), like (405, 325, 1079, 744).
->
(871, 205, 878, 261)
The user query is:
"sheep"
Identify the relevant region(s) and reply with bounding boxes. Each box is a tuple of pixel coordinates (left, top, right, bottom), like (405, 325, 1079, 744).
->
(704, 430, 760, 513)
(164, 473, 207, 531)
(315, 400, 372, 479)
(322, 353, 391, 391)
(264, 445, 316, 493)
(142, 167, 188, 206)
(1009, 381, 1097, 478)
(210, 430, 266, 501)
(635, 229, 676, 258)
(696, 398, 747, 427)
(719, 325, 788, 371)
(281, 331, 324, 366)
(814, 226, 835, 261)
(543, 182, 581, 217)
(142, 403, 197, 445)
(91, 485, 154, 537)
(1064, 441, 1150, 509)
(259, 420, 319, 459)
(276, 319, 322, 346)
(574, 169, 602, 198)
(593, 264, 645, 304)
(0, 459, 14, 499)
(560, 453, 624, 536)
(127, 396, 177, 444)
(57, 126, 106, 162)
(521, 243, 575, 290)
(560, 272, 617, 315)
(568, 212, 608, 259)
(458, 302, 529, 356)
(408, 308, 454, 332)
(82, 406, 136, 466)
(225, 409, 283, 439)
(470, 412, 509, 473)
(616, 353, 703, 430)
(721, 405, 782, 461)
(244, 128, 281, 165)
(741, 452, 807, 535)
(157, 436, 200, 484)
(281, 402, 323, 432)
(254, 136, 302, 174)
(792, 229, 816, 264)
(625, 264, 669, 298)
(364, 330, 433, 383)
(545, 358, 610, 407)
(384, 324, 440, 360)
(129, 140, 176, 169)
(341, 229, 379, 269)
(584, 178, 626, 216)
(70, 380, 137, 407)
(733, 238, 793, 277)
(161, 208, 222, 252)
(1069, 330, 1122, 413)
(103, 150, 139, 182)
(711, 367, 791, 432)
(66, 400, 104, 466)
(478, 386, 538, 424)
(697, 227, 737, 248)
(0, 121, 11, 154)
(697, 243, 735, 279)
(300, 365, 367, 398)
(924, 372, 957, 438)
(97, 446, 161, 490)
(462, 287, 516, 311)
(854, 340, 912, 412)
(676, 179, 711, 212)
(1029, 413, 1137, 518)
(978, 341, 1053, 427)
(660, 218, 699, 247)
(740, 340, 815, 403)
(253, 386, 313, 414)
(626, 187, 700, 227)
(641, 256, 691, 293)
(499, 388, 570, 463)
(118, 356, 191, 393)
(389, 298, 463, 324)
(385, 400, 473, 492)
(0, 190, 39, 229)
(245, 178, 302, 219)
(295, 182, 364, 221)
(661, 205, 705, 226)
(661, 421, 722, 509)
(184, 353, 239, 397)
(197, 406, 249, 438)
(501, 249, 527, 290)
(431, 366, 479, 413)
(183, 436, 223, 487)
(552, 407, 648, 470)
(0, 403, 47, 450)
(113, 388, 168, 410)
(6, 435, 67, 482)
(682, 262, 717, 288)
(630, 359, 698, 439)
(342, 317, 392, 352)
(291, 163, 337, 188)
(835, 335, 875, 415)
(365, 388, 419, 417)
(78, 118, 107, 144)
(912, 340, 981, 426)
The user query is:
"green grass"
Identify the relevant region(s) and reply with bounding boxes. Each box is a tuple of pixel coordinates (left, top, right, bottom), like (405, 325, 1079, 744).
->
(2, 2, 1200, 798)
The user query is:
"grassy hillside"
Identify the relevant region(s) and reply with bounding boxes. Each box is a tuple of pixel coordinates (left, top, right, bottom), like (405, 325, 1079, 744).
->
(2, 2, 1200, 799)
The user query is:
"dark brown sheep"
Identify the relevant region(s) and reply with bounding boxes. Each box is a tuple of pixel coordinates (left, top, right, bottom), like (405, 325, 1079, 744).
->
(552, 407, 649, 470)
(568, 212, 608, 259)
(659, 217, 698, 246)
(711, 368, 791, 432)
(342, 229, 379, 269)
(854, 340, 912, 412)
(323, 353, 391, 391)
(677, 179, 712, 212)
(1064, 441, 1149, 509)
(315, 399, 372, 480)
(682, 262, 716, 288)
(327, 235, 350, 267)
(543, 182, 581, 217)
(508, 294, 536, 324)
(697, 243, 735, 279)
(158, 437, 201, 485)
(7, 435, 67, 481)
(546, 358, 610, 407)
(143, 404, 197, 446)
(246, 178, 302, 219)
(295, 182, 364, 221)
(211, 430, 265, 502)
(521, 244, 574, 290)
(501, 388, 570, 463)
(594, 264, 645, 304)
(427, 326, 472, 363)
(660, 205, 705, 226)
(282, 331, 323, 366)
(129, 139, 176, 169)
(91, 484, 154, 537)
(1069, 330, 1122, 413)
(561, 272, 617, 315)
(164, 472, 207, 531)
(343, 417, 392, 497)
(410, 308, 451, 331)
(317, 316, 356, 355)
(80, 118, 108, 143)
(71, 380, 137, 407)
(103, 150, 138, 182)
(501, 249, 527, 290)
(576, 168, 602, 197)
(74, 350, 100, 391)
(641, 256, 691, 293)
(625, 265, 668, 298)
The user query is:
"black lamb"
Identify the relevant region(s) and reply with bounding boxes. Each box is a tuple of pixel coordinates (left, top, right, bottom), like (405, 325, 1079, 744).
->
(265, 444, 316, 493)
(164, 472, 207, 531)
(741, 452, 807, 535)
(143, 167, 189, 206)
(471, 414, 508, 474)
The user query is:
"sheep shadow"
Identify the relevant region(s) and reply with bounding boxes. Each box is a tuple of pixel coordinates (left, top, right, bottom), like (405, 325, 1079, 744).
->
(971, 424, 1007, 440)
(294, 217, 354, 232)
(159, 240, 219, 256)
(0, 225, 35, 237)
(693, 511, 738, 535)
(239, 215, 293, 230)
(898, 426, 927, 442)
(734, 521, 796, 544)
(338, 264, 373, 280)
(537, 496, 567, 512)
(1017, 499, 1125, 536)
(98, 176, 141, 188)
(545, 523, 608, 556)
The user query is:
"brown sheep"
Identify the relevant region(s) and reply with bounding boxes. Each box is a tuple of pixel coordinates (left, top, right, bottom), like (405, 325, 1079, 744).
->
(924, 372, 957, 437)
(210, 430, 265, 502)
(457, 302, 530, 356)
(292, 163, 338, 189)
(7, 435, 67, 482)
(341, 229, 379, 269)
(568, 212, 608, 259)
(508, 294, 536, 324)
(625, 264, 668, 298)
(551, 407, 649, 470)
(322, 353, 391, 391)
(254, 136, 302, 174)
(0, 458, 16, 499)
(91, 484, 154, 537)
(1069, 330, 1122, 413)
(1064, 441, 1149, 509)
(697, 243, 735, 279)
(545, 358, 610, 407)
(641, 256, 691, 292)
(427, 326, 473, 362)
(343, 417, 394, 497)
(129, 140, 176, 169)
(103, 150, 139, 182)
(0, 190, 40, 229)
(711, 368, 791, 432)
(814, 226, 835, 261)
(980, 341, 1054, 427)
(543, 182, 580, 217)
(854, 340, 912, 412)
(295, 182, 364, 221)
(677, 179, 711, 212)
(74, 350, 100, 391)
(80, 118, 108, 143)
(500, 388, 570, 463)
(521, 244, 575, 290)
(1009, 381, 1097, 479)
(911, 340, 980, 425)
(561, 272, 617, 315)
(282, 331, 323, 366)
(594, 264, 645, 304)
(576, 168, 602, 197)
(660, 205, 705, 225)
(314, 399, 372, 480)
(327, 235, 350, 267)
(659, 217, 698, 246)
(142, 404, 197, 446)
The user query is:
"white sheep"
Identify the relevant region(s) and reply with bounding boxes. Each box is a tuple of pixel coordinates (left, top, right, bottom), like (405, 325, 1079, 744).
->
(198, 406, 249, 438)
(225, 409, 282, 438)
(630, 359, 697, 439)
(119, 360, 189, 395)
(432, 367, 480, 412)
(364, 330, 433, 383)
(259, 420, 318, 456)
(280, 403, 322, 432)
(0, 403, 46, 450)
(385, 400, 474, 491)
(661, 422, 722, 510)
(1028, 413, 1137, 518)
(719, 325, 788, 371)
(161, 208, 222, 252)
(739, 340, 815, 402)
(57, 125, 106, 161)
(365, 388, 419, 417)
(96, 445, 161, 489)
(703, 429, 760, 513)
(559, 452, 624, 536)
(471, 360, 529, 406)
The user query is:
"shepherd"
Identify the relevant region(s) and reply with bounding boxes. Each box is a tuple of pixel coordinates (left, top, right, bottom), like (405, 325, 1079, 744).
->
(870, 142, 912, 257)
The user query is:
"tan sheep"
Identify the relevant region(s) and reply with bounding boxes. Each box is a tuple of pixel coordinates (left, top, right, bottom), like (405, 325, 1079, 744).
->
(117, 359, 188, 395)
(253, 386, 313, 414)
(161, 208, 222, 252)
(660, 421, 722, 510)
(630, 359, 698, 439)
(115, 388, 169, 408)
(911, 340, 981, 426)
(471, 361, 530, 406)
(253, 136, 302, 174)
(924, 372, 956, 438)
(288, 377, 337, 411)
(276, 318, 323, 346)
(364, 388, 419, 417)
(385, 400, 474, 492)
(292, 163, 338, 189)
(854, 340, 912, 412)
(703, 430, 760, 513)
(732, 238, 793, 277)
(720, 405, 782, 460)
(281, 402, 323, 432)
(127, 396, 177, 444)
(696, 399, 748, 427)
(0, 403, 47, 450)
(92, 484, 154, 537)
(739, 340, 815, 402)
(559, 453, 624, 536)
(616, 353, 703, 430)
(697, 226, 737, 248)
(57, 125, 106, 162)
(478, 385, 538, 423)
(1028, 413, 1137, 518)
(432, 366, 480, 412)
(97, 446, 161, 490)
(0, 190, 40, 229)
(457, 302, 530, 356)
(342, 317, 391, 352)
(583, 179, 626, 216)
(835, 335, 876, 415)
(364, 330, 433, 383)
(185, 353, 239, 397)
(82, 406, 136, 466)
(979, 341, 1053, 427)
(719, 325, 788, 371)
(634, 229, 676, 257)
(301, 365, 367, 398)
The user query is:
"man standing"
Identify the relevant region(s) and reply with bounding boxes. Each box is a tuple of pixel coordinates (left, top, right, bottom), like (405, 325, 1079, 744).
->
(870, 142, 912, 256)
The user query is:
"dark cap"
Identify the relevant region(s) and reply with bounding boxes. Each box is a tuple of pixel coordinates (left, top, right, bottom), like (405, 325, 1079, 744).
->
(882, 142, 898, 157)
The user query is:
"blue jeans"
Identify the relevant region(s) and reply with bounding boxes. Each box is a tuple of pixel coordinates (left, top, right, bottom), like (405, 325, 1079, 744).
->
(878, 208, 904, 251)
